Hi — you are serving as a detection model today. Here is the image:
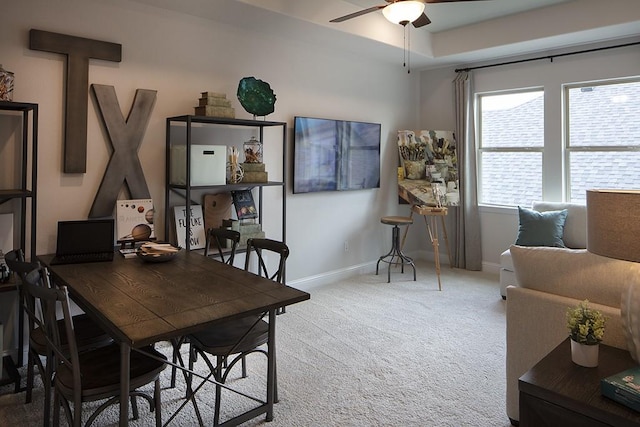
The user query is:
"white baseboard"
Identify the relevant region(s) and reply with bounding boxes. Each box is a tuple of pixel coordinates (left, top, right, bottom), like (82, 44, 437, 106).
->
(288, 252, 499, 292)
(287, 250, 454, 291)
(288, 261, 378, 291)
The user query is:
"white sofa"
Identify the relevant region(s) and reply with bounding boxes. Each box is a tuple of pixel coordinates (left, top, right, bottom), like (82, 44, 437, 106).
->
(499, 201, 588, 298)
(505, 245, 640, 425)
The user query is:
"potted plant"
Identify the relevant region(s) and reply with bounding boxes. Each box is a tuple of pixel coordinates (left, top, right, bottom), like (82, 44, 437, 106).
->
(566, 299, 606, 367)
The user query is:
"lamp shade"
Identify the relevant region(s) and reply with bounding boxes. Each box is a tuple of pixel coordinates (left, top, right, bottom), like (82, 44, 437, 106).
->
(587, 189, 640, 263)
(382, 1, 425, 24)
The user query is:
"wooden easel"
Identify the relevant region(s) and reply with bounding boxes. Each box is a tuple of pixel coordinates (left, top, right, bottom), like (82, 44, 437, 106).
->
(401, 204, 452, 290)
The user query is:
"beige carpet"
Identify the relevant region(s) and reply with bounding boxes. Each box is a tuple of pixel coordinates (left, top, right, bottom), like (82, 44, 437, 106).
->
(0, 261, 511, 426)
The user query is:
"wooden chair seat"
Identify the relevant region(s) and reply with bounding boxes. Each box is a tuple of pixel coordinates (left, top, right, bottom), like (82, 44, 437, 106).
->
(54, 343, 166, 400)
(189, 315, 269, 356)
(29, 313, 111, 355)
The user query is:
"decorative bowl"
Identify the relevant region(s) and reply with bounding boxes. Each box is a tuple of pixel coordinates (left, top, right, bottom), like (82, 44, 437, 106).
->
(136, 243, 181, 263)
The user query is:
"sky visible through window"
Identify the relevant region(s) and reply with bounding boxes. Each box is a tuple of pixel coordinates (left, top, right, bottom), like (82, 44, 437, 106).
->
(481, 91, 542, 111)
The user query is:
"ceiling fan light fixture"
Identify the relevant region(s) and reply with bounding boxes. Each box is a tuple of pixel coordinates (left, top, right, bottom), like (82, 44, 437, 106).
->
(382, 1, 425, 25)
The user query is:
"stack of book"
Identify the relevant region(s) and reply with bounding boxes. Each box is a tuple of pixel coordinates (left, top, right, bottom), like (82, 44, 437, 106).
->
(222, 219, 265, 247)
(601, 366, 640, 412)
(241, 162, 268, 183)
(194, 92, 235, 118)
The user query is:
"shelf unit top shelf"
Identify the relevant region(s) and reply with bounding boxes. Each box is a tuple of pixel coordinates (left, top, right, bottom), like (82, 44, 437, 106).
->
(168, 181, 283, 191)
(0, 101, 38, 111)
(167, 115, 286, 128)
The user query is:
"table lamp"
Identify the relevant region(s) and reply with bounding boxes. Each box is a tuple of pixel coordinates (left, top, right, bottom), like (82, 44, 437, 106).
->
(586, 189, 640, 362)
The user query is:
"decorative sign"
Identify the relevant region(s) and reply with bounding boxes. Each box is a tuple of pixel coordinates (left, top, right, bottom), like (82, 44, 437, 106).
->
(116, 199, 154, 242)
(173, 205, 206, 250)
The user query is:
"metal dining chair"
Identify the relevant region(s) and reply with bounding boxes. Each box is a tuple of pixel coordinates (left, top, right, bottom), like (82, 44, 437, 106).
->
(204, 227, 241, 265)
(21, 265, 167, 427)
(169, 228, 242, 389)
(4, 249, 113, 427)
(187, 237, 289, 425)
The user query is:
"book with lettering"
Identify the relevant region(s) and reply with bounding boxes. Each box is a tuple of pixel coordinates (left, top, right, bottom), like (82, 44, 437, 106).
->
(231, 190, 258, 220)
(601, 366, 640, 412)
(173, 205, 206, 250)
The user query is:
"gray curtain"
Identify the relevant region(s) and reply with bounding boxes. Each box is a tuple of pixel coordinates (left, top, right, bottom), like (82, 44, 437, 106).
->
(453, 71, 482, 270)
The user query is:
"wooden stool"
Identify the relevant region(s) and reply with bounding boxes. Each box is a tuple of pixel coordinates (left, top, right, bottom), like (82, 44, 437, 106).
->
(401, 205, 452, 291)
(376, 216, 416, 283)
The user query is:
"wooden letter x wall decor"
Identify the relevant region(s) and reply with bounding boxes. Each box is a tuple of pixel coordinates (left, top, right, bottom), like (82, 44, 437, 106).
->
(88, 84, 157, 218)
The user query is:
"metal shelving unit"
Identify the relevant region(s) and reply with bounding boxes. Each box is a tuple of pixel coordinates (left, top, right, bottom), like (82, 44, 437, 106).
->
(0, 100, 38, 380)
(164, 115, 286, 251)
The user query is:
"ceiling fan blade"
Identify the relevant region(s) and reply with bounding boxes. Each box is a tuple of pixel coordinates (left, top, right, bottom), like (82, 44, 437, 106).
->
(412, 13, 431, 28)
(330, 5, 385, 23)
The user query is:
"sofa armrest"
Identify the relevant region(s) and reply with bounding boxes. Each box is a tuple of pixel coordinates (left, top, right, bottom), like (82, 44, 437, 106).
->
(505, 286, 626, 422)
(510, 245, 638, 308)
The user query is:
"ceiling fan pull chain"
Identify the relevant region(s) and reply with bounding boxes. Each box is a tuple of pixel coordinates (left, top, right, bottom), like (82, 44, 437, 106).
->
(403, 23, 407, 69)
(407, 24, 411, 74)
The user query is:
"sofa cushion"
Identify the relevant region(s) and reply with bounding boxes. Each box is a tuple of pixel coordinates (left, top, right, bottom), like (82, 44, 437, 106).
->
(515, 206, 568, 247)
(531, 201, 586, 249)
(510, 245, 639, 308)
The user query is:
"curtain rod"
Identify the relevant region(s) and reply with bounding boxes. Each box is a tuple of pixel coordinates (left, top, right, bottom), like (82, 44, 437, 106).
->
(454, 40, 640, 73)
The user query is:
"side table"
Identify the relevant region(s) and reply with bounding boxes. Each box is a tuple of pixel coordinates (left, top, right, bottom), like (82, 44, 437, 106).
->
(519, 338, 640, 427)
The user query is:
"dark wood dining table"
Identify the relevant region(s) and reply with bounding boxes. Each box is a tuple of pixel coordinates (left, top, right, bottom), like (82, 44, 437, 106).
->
(38, 250, 310, 426)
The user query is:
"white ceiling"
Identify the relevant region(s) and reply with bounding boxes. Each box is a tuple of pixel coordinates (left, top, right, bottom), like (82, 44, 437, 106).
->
(340, 0, 570, 33)
(132, 0, 640, 70)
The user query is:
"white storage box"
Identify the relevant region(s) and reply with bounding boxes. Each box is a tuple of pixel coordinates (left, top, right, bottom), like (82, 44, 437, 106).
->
(170, 145, 227, 186)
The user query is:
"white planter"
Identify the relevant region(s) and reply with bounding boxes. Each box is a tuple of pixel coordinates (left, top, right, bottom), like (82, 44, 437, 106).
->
(570, 339, 599, 367)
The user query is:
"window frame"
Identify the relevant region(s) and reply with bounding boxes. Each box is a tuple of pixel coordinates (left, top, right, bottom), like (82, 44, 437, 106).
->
(563, 77, 640, 203)
(476, 87, 545, 207)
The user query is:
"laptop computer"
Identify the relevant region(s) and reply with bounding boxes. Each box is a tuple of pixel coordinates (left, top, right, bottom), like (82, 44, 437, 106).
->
(50, 219, 115, 265)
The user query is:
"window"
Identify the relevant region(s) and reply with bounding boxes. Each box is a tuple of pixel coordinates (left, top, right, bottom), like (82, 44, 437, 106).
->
(565, 79, 640, 203)
(477, 90, 544, 207)
(476, 79, 640, 207)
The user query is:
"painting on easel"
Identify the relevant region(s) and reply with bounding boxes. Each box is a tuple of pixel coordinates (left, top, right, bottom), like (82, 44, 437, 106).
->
(397, 130, 457, 182)
(397, 130, 458, 206)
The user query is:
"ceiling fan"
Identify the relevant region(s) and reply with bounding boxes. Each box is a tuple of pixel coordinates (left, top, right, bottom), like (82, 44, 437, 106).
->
(330, 0, 490, 28)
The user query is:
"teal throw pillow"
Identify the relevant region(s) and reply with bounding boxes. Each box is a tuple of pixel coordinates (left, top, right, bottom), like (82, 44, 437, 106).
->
(515, 206, 568, 247)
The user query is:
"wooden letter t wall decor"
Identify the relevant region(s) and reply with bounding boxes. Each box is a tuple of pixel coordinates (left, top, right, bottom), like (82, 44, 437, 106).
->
(89, 84, 156, 218)
(29, 29, 122, 173)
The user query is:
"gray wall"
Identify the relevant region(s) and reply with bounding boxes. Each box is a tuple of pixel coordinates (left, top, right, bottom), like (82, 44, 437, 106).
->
(0, 0, 424, 357)
(419, 43, 640, 272)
